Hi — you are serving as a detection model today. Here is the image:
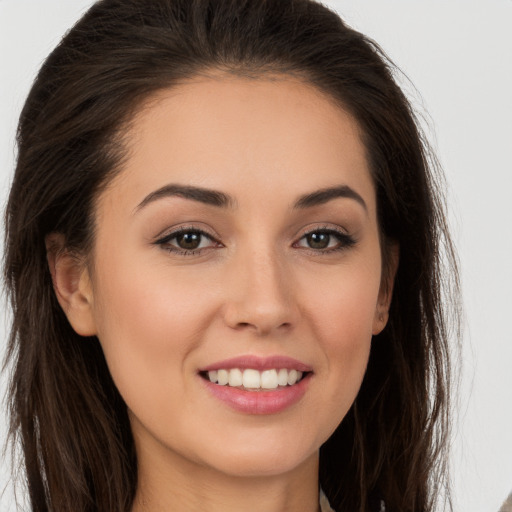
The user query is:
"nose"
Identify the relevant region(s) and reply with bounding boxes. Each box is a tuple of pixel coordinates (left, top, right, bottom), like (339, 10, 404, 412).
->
(222, 248, 299, 336)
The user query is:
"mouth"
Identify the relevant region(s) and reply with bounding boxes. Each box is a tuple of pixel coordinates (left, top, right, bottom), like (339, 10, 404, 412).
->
(199, 368, 311, 391)
(198, 355, 313, 413)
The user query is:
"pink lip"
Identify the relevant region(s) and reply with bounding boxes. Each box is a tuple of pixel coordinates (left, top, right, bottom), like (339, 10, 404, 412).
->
(200, 373, 311, 415)
(198, 355, 313, 415)
(200, 355, 312, 372)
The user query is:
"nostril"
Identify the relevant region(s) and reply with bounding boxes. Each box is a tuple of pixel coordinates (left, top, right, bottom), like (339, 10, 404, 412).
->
(233, 322, 251, 330)
(231, 321, 294, 335)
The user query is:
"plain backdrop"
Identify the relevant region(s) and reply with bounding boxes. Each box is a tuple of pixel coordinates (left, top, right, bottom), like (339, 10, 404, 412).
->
(1, 1, 511, 511)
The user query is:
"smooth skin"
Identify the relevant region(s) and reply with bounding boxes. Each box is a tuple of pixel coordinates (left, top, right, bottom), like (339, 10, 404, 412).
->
(48, 74, 397, 512)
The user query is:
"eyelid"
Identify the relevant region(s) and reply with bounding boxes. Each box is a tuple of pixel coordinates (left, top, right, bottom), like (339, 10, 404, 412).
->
(155, 226, 214, 243)
(153, 222, 219, 241)
(153, 225, 222, 255)
(294, 223, 349, 240)
(293, 224, 357, 253)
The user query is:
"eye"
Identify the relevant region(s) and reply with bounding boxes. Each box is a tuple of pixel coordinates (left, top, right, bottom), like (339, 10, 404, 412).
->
(155, 228, 219, 254)
(295, 229, 356, 252)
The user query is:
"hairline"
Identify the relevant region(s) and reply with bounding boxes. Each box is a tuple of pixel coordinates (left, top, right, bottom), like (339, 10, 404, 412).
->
(83, 68, 390, 283)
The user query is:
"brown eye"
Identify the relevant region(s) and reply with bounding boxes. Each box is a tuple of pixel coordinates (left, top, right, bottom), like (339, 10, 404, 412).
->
(156, 229, 218, 254)
(306, 232, 331, 249)
(295, 229, 356, 252)
(175, 232, 203, 250)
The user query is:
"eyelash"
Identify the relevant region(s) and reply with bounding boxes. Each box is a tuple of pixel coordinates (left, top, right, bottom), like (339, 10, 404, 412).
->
(294, 227, 357, 254)
(154, 226, 356, 256)
(154, 227, 220, 256)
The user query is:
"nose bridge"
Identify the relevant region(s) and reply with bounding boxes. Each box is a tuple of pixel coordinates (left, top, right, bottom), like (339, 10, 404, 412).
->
(248, 247, 287, 301)
(223, 240, 296, 334)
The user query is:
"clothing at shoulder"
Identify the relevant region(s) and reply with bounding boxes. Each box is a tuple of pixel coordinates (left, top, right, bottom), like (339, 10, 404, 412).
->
(499, 491, 512, 512)
(319, 489, 336, 512)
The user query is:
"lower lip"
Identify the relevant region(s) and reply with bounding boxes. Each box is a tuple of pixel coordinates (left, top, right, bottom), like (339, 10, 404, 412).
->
(201, 374, 311, 415)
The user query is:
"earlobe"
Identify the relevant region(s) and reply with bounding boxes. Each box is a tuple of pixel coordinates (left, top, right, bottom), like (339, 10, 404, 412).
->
(372, 310, 389, 335)
(372, 242, 399, 335)
(45, 233, 97, 336)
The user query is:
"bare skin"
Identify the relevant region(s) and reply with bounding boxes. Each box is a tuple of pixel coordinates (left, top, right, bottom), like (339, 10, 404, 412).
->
(48, 74, 396, 512)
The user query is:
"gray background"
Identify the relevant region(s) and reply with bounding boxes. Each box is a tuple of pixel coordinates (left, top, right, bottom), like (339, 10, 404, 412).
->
(1, 1, 511, 510)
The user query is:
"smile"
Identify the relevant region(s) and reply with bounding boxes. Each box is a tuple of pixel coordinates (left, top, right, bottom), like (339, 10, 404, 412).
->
(199, 355, 313, 413)
(205, 368, 306, 390)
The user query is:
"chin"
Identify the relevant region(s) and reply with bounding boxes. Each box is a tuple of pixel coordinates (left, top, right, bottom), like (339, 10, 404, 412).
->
(193, 429, 320, 478)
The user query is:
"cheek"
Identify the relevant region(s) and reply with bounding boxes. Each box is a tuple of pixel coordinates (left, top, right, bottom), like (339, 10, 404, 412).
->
(318, 290, 375, 383)
(301, 254, 381, 345)
(299, 260, 380, 418)
(90, 254, 218, 408)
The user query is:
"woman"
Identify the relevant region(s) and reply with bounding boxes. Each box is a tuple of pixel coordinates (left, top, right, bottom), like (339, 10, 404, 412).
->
(3, 0, 459, 511)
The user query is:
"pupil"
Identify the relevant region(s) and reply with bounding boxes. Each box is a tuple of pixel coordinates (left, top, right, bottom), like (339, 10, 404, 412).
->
(307, 232, 330, 249)
(177, 232, 201, 250)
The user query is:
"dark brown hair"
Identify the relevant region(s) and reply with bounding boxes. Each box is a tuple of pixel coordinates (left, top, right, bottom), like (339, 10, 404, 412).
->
(4, 1, 459, 511)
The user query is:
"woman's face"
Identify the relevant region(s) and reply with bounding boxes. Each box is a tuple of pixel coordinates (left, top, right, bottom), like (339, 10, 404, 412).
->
(76, 76, 391, 479)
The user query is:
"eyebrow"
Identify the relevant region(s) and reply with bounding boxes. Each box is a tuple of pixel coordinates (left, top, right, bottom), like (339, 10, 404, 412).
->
(135, 183, 367, 213)
(135, 184, 234, 211)
(294, 185, 367, 212)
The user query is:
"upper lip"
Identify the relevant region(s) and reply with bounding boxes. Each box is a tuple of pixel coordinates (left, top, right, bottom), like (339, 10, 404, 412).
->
(199, 355, 313, 373)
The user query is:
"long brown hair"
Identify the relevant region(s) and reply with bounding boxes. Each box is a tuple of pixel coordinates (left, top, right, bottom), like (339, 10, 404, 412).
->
(4, 1, 459, 510)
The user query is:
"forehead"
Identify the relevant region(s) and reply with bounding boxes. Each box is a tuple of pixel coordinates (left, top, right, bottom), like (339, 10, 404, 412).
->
(102, 75, 375, 215)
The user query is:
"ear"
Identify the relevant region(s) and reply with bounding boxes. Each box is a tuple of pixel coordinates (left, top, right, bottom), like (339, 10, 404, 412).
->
(46, 233, 97, 336)
(372, 243, 399, 335)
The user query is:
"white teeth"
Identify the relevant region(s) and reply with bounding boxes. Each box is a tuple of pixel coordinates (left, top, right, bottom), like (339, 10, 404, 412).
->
(242, 369, 261, 389)
(287, 369, 298, 385)
(228, 368, 243, 387)
(217, 369, 229, 386)
(261, 369, 278, 389)
(277, 368, 288, 386)
(206, 368, 305, 389)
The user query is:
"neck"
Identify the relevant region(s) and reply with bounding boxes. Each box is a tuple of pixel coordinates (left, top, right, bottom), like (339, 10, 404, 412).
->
(131, 437, 320, 512)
